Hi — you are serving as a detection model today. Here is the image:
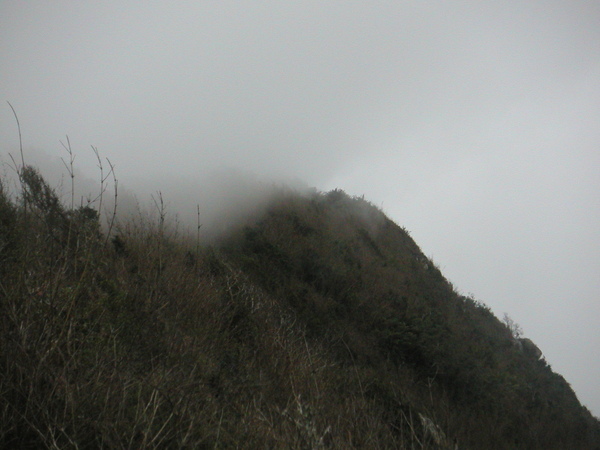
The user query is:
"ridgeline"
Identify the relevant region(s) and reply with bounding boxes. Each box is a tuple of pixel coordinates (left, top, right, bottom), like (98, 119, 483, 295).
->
(1, 165, 599, 448)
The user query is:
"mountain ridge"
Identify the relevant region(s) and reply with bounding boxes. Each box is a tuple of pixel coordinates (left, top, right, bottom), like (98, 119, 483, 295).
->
(1, 166, 598, 448)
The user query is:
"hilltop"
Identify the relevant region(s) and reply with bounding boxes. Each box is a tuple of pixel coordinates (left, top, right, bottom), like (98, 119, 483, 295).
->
(1, 165, 599, 448)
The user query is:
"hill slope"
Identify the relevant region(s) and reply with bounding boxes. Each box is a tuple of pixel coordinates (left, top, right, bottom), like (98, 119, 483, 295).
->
(1, 167, 599, 448)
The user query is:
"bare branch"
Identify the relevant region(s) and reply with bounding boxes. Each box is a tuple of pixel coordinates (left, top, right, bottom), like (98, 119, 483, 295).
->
(7, 101, 25, 169)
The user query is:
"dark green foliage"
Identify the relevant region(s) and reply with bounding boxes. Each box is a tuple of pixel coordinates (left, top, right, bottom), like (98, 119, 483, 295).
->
(221, 188, 600, 448)
(0, 168, 598, 449)
(0, 179, 19, 273)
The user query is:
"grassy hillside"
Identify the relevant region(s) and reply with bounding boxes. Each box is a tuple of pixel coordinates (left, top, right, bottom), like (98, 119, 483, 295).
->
(1, 165, 599, 449)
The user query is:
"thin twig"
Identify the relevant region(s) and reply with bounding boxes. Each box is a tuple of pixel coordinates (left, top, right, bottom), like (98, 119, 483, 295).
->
(196, 204, 202, 256)
(104, 158, 118, 246)
(60, 136, 75, 211)
(90, 146, 113, 213)
(7, 101, 25, 169)
(6, 102, 26, 207)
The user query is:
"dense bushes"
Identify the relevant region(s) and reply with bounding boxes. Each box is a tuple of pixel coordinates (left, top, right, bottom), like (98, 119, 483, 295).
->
(1, 165, 598, 448)
(222, 187, 600, 448)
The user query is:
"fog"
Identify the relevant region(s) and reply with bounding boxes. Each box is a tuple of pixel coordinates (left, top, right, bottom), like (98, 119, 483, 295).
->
(1, 1, 599, 416)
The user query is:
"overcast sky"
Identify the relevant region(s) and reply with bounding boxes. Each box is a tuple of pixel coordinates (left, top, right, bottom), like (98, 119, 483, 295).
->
(1, 1, 599, 416)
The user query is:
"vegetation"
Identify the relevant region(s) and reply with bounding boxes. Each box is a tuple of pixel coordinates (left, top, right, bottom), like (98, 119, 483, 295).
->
(1, 158, 599, 449)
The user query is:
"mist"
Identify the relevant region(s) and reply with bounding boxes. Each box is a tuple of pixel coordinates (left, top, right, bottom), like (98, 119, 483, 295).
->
(0, 147, 306, 244)
(1, 1, 599, 416)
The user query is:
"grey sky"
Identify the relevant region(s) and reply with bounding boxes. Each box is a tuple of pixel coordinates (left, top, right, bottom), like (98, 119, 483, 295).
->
(1, 1, 599, 416)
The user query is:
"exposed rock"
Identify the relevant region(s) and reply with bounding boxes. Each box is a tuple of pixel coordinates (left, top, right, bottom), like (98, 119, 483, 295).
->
(519, 337, 543, 360)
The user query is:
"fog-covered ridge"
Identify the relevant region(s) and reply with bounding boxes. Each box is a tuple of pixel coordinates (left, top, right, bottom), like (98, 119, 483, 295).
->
(1, 162, 598, 447)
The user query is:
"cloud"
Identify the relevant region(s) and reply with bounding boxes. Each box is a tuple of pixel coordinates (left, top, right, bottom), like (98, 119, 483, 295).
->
(1, 0, 599, 416)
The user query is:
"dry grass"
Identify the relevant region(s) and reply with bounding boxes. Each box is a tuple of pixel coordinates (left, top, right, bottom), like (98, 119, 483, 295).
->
(0, 154, 598, 449)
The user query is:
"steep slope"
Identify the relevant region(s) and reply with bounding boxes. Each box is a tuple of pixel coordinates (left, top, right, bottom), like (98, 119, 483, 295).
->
(221, 188, 600, 448)
(1, 168, 598, 449)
